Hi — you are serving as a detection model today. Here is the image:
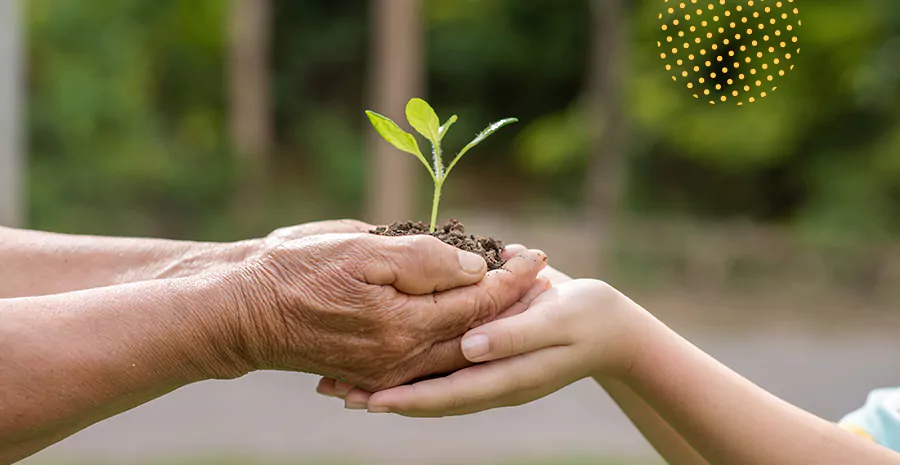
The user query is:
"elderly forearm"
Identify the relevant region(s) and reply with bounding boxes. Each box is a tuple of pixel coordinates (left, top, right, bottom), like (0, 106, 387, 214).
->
(599, 379, 709, 465)
(0, 226, 259, 298)
(623, 320, 900, 465)
(0, 277, 246, 463)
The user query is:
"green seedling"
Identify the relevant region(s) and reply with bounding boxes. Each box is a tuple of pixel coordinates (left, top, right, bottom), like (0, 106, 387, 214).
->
(366, 98, 518, 232)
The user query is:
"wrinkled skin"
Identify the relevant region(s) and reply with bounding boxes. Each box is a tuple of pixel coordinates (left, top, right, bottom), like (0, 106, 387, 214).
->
(154, 220, 378, 283)
(261, 219, 374, 251)
(224, 233, 548, 391)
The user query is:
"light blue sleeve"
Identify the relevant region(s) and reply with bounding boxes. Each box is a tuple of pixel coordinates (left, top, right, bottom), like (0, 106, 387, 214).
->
(839, 387, 900, 451)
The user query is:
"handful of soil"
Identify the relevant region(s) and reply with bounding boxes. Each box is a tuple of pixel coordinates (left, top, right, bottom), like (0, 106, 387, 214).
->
(370, 219, 506, 271)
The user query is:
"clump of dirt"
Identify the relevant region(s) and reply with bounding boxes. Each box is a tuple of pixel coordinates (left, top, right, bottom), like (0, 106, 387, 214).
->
(370, 219, 506, 271)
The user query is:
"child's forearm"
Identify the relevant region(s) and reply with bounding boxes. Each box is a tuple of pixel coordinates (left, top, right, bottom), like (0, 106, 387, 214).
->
(599, 378, 709, 465)
(622, 316, 900, 465)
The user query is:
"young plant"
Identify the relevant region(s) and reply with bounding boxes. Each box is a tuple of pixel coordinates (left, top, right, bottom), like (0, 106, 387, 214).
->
(366, 98, 518, 232)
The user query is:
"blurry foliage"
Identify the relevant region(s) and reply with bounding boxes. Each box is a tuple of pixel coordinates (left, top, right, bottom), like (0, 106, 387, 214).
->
(25, 0, 900, 241)
(628, 0, 900, 241)
(28, 0, 235, 239)
(271, 1, 369, 219)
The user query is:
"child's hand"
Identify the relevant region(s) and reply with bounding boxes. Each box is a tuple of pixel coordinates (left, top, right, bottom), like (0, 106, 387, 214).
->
(319, 263, 653, 417)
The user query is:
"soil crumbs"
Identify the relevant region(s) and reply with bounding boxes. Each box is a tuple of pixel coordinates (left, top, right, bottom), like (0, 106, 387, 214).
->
(370, 219, 506, 271)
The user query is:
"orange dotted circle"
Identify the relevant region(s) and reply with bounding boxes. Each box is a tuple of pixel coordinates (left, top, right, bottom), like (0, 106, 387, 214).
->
(657, 0, 801, 105)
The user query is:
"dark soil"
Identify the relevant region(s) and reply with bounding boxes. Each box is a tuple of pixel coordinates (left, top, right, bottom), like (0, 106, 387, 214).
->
(370, 219, 506, 271)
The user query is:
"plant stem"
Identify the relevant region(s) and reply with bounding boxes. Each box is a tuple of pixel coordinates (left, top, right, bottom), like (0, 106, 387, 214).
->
(432, 143, 443, 180)
(430, 180, 442, 233)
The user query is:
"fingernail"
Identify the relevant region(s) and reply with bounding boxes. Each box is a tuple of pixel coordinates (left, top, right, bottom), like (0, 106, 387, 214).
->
(461, 334, 490, 360)
(458, 250, 486, 275)
(368, 406, 391, 414)
(345, 402, 367, 410)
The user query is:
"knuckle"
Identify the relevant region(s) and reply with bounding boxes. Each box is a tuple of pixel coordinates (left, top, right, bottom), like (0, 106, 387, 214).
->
(268, 226, 289, 237)
(380, 285, 409, 310)
(450, 393, 465, 411)
(446, 291, 483, 329)
(584, 278, 616, 296)
(482, 287, 503, 322)
(508, 326, 527, 355)
(404, 383, 424, 411)
(347, 233, 381, 256)
(340, 219, 372, 231)
(577, 279, 620, 313)
(445, 378, 465, 411)
(466, 283, 502, 328)
(405, 234, 444, 256)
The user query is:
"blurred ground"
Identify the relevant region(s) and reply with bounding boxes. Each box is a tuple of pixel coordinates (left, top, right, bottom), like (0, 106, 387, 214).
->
(22, 324, 900, 465)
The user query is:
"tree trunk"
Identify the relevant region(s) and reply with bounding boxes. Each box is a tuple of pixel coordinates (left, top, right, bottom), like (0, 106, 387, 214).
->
(0, 0, 24, 227)
(228, 0, 272, 231)
(366, 0, 424, 225)
(584, 0, 628, 263)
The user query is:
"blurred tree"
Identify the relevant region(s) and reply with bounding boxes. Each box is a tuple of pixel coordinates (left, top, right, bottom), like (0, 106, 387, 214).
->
(585, 0, 628, 236)
(229, 0, 272, 228)
(27, 0, 235, 239)
(270, 0, 369, 220)
(0, 0, 24, 227)
(426, 0, 590, 211)
(229, 0, 272, 166)
(366, 0, 423, 224)
(626, 0, 900, 240)
(24, 0, 900, 243)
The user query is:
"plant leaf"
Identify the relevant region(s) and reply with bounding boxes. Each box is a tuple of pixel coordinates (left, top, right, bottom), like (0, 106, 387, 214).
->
(445, 117, 518, 177)
(438, 115, 458, 141)
(365, 110, 435, 178)
(405, 98, 441, 144)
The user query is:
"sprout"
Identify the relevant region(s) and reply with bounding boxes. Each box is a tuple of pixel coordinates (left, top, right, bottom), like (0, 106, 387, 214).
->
(366, 98, 518, 232)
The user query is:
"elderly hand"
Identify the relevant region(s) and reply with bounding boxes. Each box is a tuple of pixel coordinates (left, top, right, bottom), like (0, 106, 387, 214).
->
(259, 219, 374, 250)
(212, 234, 547, 391)
(316, 259, 649, 415)
(154, 219, 374, 279)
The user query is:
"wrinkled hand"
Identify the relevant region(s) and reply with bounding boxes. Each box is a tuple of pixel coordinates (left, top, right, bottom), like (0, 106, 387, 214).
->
(159, 220, 374, 279)
(218, 234, 547, 392)
(318, 259, 649, 416)
(260, 219, 374, 251)
(314, 244, 548, 406)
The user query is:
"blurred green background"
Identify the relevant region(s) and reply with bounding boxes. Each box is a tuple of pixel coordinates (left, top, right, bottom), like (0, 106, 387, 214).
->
(24, 0, 900, 232)
(9, 0, 900, 464)
(20, 0, 900, 303)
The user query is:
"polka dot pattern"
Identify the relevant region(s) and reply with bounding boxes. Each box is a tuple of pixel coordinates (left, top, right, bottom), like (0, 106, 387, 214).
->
(657, 0, 801, 105)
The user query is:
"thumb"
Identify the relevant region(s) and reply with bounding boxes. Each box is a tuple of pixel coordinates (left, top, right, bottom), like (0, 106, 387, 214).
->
(460, 289, 567, 363)
(365, 234, 487, 295)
